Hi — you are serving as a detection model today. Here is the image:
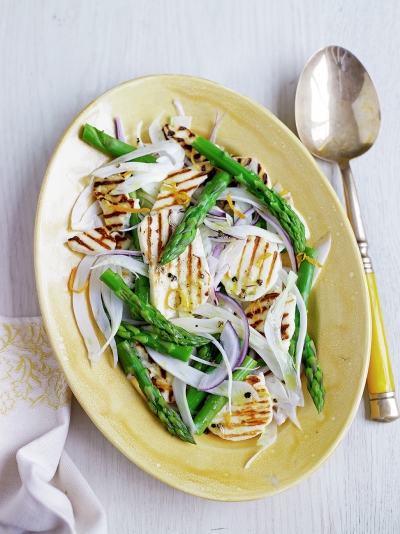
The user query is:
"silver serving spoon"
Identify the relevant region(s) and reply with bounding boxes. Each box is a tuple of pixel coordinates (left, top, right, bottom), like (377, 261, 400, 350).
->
(295, 45, 399, 422)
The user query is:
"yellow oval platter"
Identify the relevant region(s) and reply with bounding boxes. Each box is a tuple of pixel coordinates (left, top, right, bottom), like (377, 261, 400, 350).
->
(35, 75, 371, 501)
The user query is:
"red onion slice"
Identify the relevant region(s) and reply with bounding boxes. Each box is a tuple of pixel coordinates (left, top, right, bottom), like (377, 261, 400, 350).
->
(233, 207, 254, 226)
(115, 117, 125, 142)
(255, 208, 298, 272)
(211, 243, 222, 259)
(208, 206, 228, 218)
(215, 292, 249, 366)
(197, 322, 239, 392)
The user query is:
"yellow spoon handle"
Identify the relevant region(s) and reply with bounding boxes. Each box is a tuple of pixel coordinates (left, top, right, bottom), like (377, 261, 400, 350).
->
(366, 272, 399, 421)
(341, 163, 399, 421)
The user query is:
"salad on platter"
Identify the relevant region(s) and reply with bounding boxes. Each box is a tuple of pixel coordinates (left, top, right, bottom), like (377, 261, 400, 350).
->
(66, 100, 330, 467)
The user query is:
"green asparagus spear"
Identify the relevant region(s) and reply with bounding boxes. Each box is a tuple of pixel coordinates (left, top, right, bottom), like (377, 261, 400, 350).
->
(82, 123, 156, 163)
(117, 323, 192, 362)
(303, 335, 325, 413)
(191, 137, 306, 254)
(100, 269, 208, 347)
(289, 246, 325, 412)
(159, 171, 231, 265)
(194, 356, 258, 435)
(186, 343, 221, 414)
(117, 340, 195, 444)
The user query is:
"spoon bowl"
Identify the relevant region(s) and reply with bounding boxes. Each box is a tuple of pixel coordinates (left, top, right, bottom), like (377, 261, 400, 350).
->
(295, 45, 381, 166)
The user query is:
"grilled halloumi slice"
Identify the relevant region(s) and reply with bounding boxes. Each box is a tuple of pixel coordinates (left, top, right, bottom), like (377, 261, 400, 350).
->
(245, 288, 296, 350)
(222, 236, 281, 301)
(151, 167, 208, 212)
(93, 174, 126, 197)
(163, 124, 271, 187)
(208, 372, 273, 441)
(67, 226, 131, 255)
(94, 175, 140, 231)
(130, 343, 174, 404)
(138, 208, 210, 318)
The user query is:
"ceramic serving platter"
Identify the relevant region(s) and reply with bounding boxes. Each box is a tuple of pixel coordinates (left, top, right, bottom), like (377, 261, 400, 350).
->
(35, 75, 370, 501)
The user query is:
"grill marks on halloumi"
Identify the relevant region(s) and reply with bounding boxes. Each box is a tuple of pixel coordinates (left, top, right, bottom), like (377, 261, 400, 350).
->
(67, 174, 134, 254)
(245, 288, 296, 350)
(130, 343, 174, 404)
(162, 124, 214, 173)
(208, 373, 273, 441)
(163, 124, 272, 187)
(94, 175, 136, 231)
(68, 226, 117, 254)
(222, 236, 281, 301)
(138, 208, 210, 318)
(152, 167, 208, 212)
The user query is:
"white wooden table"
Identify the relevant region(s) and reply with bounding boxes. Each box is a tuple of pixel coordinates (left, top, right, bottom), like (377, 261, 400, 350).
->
(1, 1, 400, 532)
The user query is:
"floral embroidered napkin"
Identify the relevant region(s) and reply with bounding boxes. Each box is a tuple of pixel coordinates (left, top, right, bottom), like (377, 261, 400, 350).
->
(0, 316, 107, 534)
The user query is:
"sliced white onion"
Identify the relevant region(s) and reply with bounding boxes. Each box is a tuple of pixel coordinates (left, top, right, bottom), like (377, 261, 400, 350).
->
(171, 116, 192, 128)
(91, 255, 149, 278)
(279, 269, 307, 381)
(136, 120, 145, 147)
(219, 186, 310, 239)
(264, 374, 290, 403)
(273, 408, 287, 426)
(193, 303, 283, 379)
(92, 141, 184, 177)
(92, 161, 173, 179)
(312, 232, 331, 287)
(245, 419, 277, 469)
(72, 197, 103, 231)
(199, 332, 233, 410)
(196, 321, 241, 384)
(89, 259, 117, 366)
(110, 170, 168, 194)
(255, 208, 298, 273)
(71, 178, 95, 229)
(234, 205, 254, 226)
(97, 264, 123, 366)
(274, 403, 301, 429)
(189, 354, 221, 368)
(144, 347, 257, 402)
(214, 263, 229, 288)
(199, 225, 213, 258)
(216, 292, 249, 366)
(137, 190, 157, 209)
(97, 140, 180, 166)
(263, 271, 300, 400)
(149, 111, 166, 144)
(171, 317, 223, 335)
(94, 250, 143, 258)
(172, 377, 196, 435)
(173, 99, 185, 117)
(217, 239, 245, 275)
(204, 219, 283, 244)
(72, 255, 101, 361)
(209, 108, 229, 144)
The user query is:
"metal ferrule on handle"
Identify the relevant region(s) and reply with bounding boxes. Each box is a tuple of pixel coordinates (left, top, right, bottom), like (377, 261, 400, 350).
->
(340, 163, 399, 422)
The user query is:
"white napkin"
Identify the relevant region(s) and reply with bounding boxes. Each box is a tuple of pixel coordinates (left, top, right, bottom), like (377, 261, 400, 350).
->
(0, 316, 107, 534)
